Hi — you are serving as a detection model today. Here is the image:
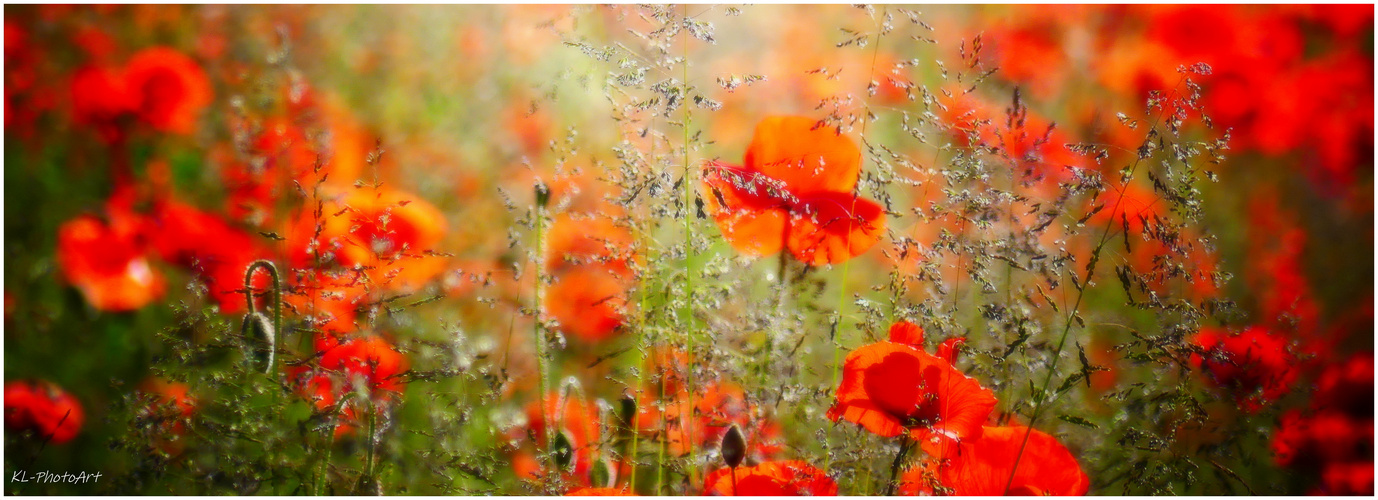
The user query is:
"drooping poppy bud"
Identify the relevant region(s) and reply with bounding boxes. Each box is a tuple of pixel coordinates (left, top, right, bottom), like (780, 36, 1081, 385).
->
(240, 311, 275, 373)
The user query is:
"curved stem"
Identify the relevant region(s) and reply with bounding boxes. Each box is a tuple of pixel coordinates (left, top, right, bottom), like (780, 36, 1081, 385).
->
(244, 260, 283, 378)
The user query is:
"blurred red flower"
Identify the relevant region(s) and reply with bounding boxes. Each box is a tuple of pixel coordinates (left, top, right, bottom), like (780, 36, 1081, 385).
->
(285, 187, 448, 293)
(1272, 410, 1373, 469)
(67, 46, 211, 141)
(123, 47, 212, 135)
(138, 377, 197, 452)
(144, 197, 271, 314)
(56, 209, 165, 312)
(68, 64, 134, 144)
(900, 425, 1089, 495)
(1190, 326, 1299, 412)
(319, 335, 409, 394)
(702, 460, 837, 496)
(634, 378, 783, 462)
(3, 380, 84, 444)
(542, 214, 637, 343)
(828, 321, 995, 442)
(511, 392, 612, 488)
(1318, 461, 1375, 496)
(702, 115, 885, 266)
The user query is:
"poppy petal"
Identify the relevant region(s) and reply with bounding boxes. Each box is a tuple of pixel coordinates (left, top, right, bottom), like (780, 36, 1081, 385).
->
(938, 337, 966, 364)
(701, 162, 790, 257)
(888, 321, 925, 346)
(786, 192, 886, 266)
(914, 425, 1090, 496)
(744, 116, 861, 196)
(827, 399, 906, 438)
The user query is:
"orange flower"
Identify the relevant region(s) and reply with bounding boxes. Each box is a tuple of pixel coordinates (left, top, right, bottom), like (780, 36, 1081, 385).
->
(318, 335, 409, 395)
(511, 393, 610, 487)
(702, 116, 885, 266)
(542, 214, 637, 343)
(56, 212, 165, 312)
(828, 321, 995, 442)
(938, 90, 1085, 187)
(123, 47, 211, 135)
(634, 379, 783, 461)
(138, 377, 197, 452)
(4, 380, 84, 444)
(702, 460, 837, 496)
(285, 188, 448, 292)
(291, 368, 363, 439)
(900, 425, 1090, 495)
(544, 267, 628, 343)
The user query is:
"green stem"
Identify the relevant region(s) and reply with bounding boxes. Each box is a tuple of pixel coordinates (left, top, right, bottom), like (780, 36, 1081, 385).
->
(532, 199, 553, 492)
(885, 438, 913, 496)
(826, 8, 886, 476)
(679, 4, 700, 487)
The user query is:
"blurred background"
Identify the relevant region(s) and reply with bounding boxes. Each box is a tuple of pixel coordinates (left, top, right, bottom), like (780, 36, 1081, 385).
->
(3, 4, 1373, 495)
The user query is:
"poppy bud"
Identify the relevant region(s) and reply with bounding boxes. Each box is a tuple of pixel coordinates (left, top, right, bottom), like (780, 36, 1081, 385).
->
(241, 311, 275, 373)
(352, 474, 382, 495)
(617, 396, 636, 432)
(590, 457, 617, 488)
(552, 429, 576, 471)
(721, 424, 747, 469)
(534, 180, 551, 208)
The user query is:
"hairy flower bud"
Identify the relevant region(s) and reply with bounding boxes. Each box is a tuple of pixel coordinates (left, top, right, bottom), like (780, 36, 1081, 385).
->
(722, 424, 747, 469)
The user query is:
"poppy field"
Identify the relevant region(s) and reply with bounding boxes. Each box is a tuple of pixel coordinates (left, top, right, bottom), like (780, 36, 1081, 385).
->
(3, 4, 1375, 496)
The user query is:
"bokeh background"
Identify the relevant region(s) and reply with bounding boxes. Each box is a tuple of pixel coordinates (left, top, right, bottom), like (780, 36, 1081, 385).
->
(3, 4, 1373, 496)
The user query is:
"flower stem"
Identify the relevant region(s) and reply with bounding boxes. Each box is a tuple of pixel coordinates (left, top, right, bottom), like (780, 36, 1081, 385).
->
(532, 199, 554, 493)
(885, 437, 913, 496)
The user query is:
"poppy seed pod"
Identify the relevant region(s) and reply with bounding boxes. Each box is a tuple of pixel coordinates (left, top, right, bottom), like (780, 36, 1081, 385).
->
(721, 424, 747, 469)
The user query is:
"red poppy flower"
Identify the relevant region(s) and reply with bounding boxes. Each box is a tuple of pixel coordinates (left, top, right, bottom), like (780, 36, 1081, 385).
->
(544, 267, 628, 343)
(542, 214, 637, 343)
(938, 90, 1085, 187)
(285, 187, 448, 292)
(828, 322, 995, 442)
(319, 335, 409, 394)
(1312, 352, 1374, 417)
(138, 377, 197, 452)
(56, 212, 166, 312)
(1190, 326, 1298, 412)
(702, 460, 837, 496)
(122, 47, 211, 135)
(564, 486, 634, 496)
(701, 116, 886, 266)
(1318, 461, 1375, 496)
(3, 380, 84, 444)
(900, 425, 1090, 495)
(634, 379, 783, 461)
(68, 64, 133, 143)
(290, 367, 367, 439)
(1271, 410, 1373, 468)
(511, 393, 609, 487)
(143, 197, 270, 314)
